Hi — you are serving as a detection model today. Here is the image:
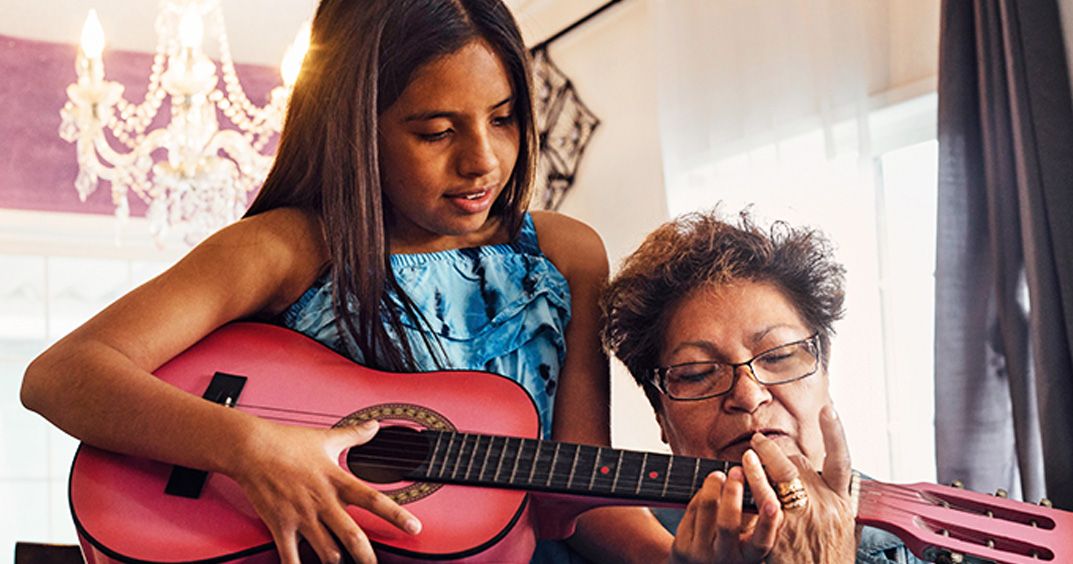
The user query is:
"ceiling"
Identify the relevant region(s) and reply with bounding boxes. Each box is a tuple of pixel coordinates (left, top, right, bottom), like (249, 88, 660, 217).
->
(0, 0, 610, 67)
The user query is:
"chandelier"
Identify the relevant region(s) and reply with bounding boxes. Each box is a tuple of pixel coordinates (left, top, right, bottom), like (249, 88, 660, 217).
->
(60, 1, 309, 244)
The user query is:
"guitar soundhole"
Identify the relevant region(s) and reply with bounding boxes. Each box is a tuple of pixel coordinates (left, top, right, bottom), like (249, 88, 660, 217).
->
(334, 403, 454, 504)
(348, 426, 430, 484)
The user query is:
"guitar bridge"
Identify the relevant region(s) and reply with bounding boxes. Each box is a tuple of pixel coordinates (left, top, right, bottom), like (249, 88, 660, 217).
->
(163, 372, 247, 499)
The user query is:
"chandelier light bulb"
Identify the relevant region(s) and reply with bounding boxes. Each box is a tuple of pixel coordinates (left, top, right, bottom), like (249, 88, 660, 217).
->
(80, 9, 106, 60)
(280, 20, 311, 87)
(178, 7, 204, 50)
(61, 0, 304, 246)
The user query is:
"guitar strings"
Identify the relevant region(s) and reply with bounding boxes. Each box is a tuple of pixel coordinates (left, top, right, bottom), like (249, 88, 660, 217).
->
(344, 446, 736, 499)
(345, 436, 726, 499)
(335, 457, 719, 499)
(239, 402, 345, 421)
(223, 405, 1050, 533)
(226, 404, 768, 500)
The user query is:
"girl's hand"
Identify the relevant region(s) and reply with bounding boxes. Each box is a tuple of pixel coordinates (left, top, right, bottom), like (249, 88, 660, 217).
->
(232, 419, 421, 564)
(751, 405, 857, 564)
(669, 449, 783, 564)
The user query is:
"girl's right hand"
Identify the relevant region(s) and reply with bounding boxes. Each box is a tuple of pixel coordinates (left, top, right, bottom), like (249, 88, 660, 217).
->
(232, 419, 422, 564)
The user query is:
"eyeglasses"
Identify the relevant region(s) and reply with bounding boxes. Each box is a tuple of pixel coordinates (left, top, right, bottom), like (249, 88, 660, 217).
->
(652, 333, 821, 401)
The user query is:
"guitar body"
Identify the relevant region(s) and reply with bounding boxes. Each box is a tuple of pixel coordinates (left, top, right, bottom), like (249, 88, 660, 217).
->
(70, 322, 540, 563)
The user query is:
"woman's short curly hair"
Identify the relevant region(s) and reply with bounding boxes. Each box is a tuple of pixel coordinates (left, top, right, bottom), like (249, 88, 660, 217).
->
(601, 208, 846, 412)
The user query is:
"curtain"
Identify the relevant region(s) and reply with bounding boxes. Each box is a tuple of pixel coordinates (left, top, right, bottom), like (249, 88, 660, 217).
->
(935, 0, 1073, 509)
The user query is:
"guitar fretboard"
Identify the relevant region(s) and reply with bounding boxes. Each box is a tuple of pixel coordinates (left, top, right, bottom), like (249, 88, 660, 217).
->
(410, 430, 753, 507)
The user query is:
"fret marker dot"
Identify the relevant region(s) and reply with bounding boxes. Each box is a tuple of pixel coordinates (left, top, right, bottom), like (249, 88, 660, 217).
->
(600, 466, 610, 475)
(649, 471, 659, 480)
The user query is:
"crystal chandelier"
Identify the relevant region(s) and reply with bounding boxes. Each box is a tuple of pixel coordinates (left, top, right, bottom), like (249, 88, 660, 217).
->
(60, 1, 310, 245)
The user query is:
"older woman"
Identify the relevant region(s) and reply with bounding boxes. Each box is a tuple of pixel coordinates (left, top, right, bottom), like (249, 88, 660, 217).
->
(602, 209, 926, 563)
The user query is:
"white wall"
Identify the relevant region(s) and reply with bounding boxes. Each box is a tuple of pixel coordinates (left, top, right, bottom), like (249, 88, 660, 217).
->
(526, 0, 672, 452)
(511, 0, 939, 456)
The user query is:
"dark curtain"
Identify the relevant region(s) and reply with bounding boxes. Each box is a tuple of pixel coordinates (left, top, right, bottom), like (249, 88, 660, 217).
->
(936, 0, 1073, 509)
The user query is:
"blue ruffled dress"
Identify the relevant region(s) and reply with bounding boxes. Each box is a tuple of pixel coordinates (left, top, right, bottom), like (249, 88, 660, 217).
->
(276, 212, 571, 439)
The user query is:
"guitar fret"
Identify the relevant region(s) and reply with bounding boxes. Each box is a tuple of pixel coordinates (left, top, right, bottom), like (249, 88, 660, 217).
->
(691, 457, 700, 493)
(493, 435, 507, 483)
(636, 452, 649, 495)
(438, 433, 457, 478)
(546, 443, 561, 487)
(464, 435, 481, 480)
(589, 446, 602, 491)
(611, 450, 624, 492)
(527, 440, 542, 484)
(509, 437, 523, 484)
(425, 431, 444, 479)
(665, 454, 699, 503)
(451, 434, 470, 480)
(478, 435, 495, 481)
(566, 443, 581, 490)
(662, 455, 673, 497)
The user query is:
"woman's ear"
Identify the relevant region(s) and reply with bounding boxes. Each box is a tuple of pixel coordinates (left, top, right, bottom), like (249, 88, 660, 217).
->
(655, 411, 669, 445)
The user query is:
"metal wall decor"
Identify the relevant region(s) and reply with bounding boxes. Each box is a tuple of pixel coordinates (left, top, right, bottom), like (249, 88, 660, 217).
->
(530, 47, 600, 211)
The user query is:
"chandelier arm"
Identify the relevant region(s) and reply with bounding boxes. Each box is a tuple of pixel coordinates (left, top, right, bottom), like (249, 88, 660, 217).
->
(207, 130, 275, 180)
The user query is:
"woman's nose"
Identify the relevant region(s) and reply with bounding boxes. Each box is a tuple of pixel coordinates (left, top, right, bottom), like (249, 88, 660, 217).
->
(722, 364, 772, 413)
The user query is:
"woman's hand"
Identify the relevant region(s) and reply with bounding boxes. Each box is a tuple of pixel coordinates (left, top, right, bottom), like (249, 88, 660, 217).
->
(669, 449, 784, 564)
(232, 419, 421, 564)
(752, 405, 857, 564)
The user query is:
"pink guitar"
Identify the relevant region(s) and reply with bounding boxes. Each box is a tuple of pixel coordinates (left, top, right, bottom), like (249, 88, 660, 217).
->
(70, 323, 1072, 563)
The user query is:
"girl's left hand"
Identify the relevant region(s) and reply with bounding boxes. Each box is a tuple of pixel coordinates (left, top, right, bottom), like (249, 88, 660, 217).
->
(751, 405, 857, 564)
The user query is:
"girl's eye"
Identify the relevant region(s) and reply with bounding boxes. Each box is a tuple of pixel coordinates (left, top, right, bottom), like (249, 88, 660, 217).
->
(492, 114, 515, 127)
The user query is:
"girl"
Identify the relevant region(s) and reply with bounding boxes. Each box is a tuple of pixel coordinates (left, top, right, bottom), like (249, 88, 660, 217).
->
(21, 0, 672, 561)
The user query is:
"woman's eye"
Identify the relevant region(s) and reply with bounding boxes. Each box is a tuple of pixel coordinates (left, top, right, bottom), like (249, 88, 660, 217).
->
(672, 366, 716, 382)
(418, 130, 451, 142)
(759, 352, 793, 366)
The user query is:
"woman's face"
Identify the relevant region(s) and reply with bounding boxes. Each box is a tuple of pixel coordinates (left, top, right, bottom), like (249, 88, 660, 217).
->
(655, 279, 832, 469)
(378, 39, 521, 251)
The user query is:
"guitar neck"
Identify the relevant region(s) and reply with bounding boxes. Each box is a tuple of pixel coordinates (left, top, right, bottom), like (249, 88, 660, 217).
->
(348, 427, 755, 508)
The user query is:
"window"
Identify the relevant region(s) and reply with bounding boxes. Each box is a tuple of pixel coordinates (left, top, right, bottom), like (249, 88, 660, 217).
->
(0, 210, 178, 553)
(665, 92, 938, 483)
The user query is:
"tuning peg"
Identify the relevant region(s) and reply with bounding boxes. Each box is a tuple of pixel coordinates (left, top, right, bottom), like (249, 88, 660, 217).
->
(994, 488, 1008, 498)
(1039, 498, 1052, 508)
(950, 479, 964, 489)
(935, 551, 964, 564)
(926, 547, 965, 563)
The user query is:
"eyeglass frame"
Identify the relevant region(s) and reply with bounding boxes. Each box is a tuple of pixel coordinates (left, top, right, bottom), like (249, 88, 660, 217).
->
(650, 333, 823, 401)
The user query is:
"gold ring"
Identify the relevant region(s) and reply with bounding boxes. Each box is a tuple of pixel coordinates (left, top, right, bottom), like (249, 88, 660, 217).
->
(775, 477, 809, 510)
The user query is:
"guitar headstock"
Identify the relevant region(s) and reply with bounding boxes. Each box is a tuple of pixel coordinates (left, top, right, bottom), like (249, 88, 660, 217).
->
(857, 480, 1072, 563)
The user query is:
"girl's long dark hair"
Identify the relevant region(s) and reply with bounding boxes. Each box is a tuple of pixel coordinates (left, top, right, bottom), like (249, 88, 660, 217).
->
(245, 0, 537, 371)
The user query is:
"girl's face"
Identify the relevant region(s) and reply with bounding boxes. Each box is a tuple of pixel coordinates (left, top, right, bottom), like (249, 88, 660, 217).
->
(378, 39, 521, 252)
